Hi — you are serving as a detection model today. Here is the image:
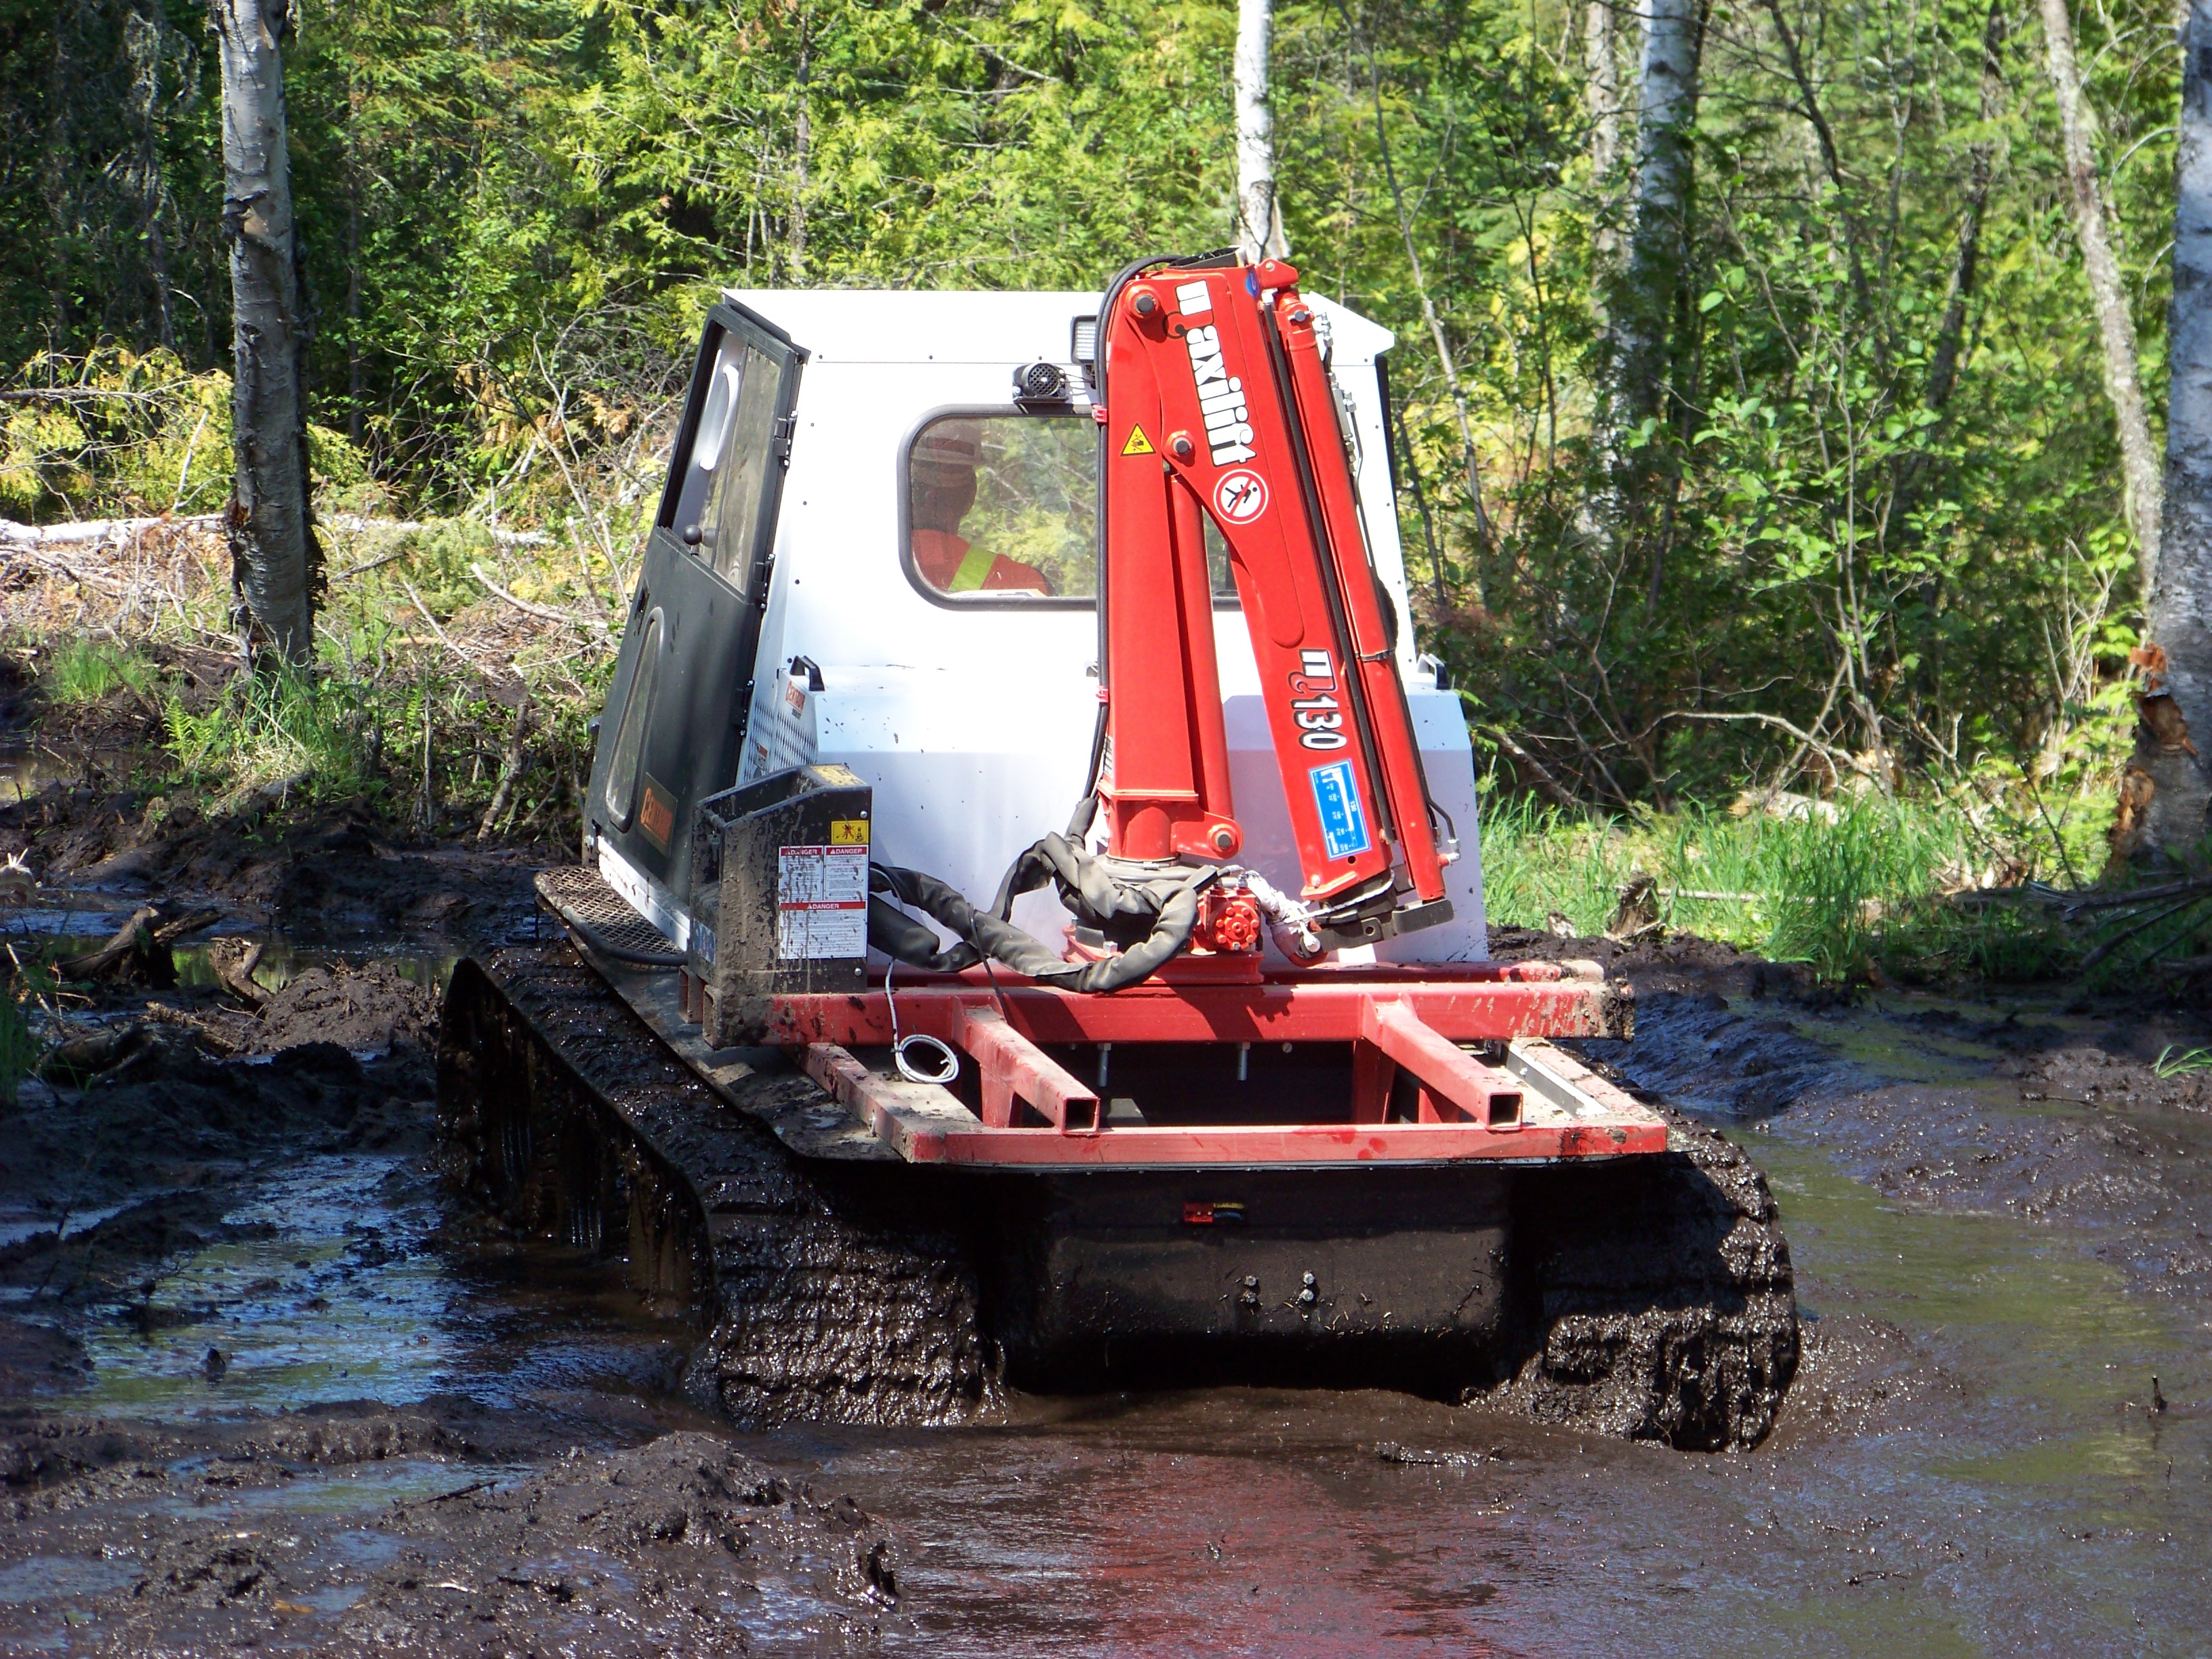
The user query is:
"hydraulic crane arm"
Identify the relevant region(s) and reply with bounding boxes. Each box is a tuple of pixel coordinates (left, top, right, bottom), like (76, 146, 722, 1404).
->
(1096, 256, 1453, 949)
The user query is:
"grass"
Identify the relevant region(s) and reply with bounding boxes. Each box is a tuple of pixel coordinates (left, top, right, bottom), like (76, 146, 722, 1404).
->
(1477, 786, 2104, 985)
(45, 638, 159, 705)
(12, 629, 596, 846)
(2154, 1045, 2212, 1078)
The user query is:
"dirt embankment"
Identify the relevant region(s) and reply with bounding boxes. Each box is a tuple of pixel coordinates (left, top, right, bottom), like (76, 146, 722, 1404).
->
(1, 781, 545, 937)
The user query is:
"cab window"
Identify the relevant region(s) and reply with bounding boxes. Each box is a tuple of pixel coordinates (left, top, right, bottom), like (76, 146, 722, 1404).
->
(905, 413, 1242, 604)
(908, 415, 1094, 598)
(669, 329, 782, 589)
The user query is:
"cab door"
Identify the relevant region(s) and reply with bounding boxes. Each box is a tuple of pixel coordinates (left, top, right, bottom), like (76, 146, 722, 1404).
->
(587, 302, 806, 930)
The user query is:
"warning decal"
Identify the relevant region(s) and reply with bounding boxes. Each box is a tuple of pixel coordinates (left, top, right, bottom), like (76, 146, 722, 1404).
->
(1121, 425, 1156, 457)
(1213, 468, 1269, 524)
(777, 843, 867, 960)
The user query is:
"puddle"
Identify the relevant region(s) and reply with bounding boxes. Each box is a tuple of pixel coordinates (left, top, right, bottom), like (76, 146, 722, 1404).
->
(40, 1157, 693, 1420)
(0, 1557, 138, 1605)
(0, 743, 139, 798)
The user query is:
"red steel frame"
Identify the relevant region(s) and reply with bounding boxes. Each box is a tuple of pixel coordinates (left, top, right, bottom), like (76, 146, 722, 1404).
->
(762, 960, 1662, 1169)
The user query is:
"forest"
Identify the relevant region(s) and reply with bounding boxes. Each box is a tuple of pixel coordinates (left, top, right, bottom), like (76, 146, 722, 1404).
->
(0, 0, 2200, 972)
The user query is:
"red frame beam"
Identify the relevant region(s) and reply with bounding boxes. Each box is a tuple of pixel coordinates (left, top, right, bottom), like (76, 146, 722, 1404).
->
(762, 975, 1623, 1050)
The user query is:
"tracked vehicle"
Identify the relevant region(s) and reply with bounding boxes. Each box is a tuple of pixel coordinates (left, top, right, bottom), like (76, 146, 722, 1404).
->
(438, 257, 1798, 1448)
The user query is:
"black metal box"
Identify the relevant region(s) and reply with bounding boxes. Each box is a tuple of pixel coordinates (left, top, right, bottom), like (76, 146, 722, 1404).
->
(689, 763, 871, 1044)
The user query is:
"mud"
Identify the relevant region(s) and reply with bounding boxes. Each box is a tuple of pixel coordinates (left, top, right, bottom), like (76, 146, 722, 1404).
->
(1, 1410, 898, 1656)
(5, 793, 2212, 1651)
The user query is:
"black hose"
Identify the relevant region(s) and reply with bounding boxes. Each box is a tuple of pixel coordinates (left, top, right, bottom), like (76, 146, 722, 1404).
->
(869, 834, 1206, 994)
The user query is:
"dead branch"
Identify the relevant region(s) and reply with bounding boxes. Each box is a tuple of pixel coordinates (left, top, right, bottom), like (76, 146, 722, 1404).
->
(208, 939, 268, 1006)
(51, 905, 161, 980)
(469, 562, 601, 632)
(478, 691, 534, 842)
(1482, 725, 1581, 808)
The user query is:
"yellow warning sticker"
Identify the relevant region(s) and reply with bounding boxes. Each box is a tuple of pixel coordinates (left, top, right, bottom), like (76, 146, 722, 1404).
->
(1121, 425, 1156, 457)
(829, 818, 870, 846)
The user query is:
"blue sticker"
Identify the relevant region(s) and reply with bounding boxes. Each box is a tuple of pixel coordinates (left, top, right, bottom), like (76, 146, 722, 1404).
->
(1245, 268, 1261, 298)
(1309, 760, 1372, 861)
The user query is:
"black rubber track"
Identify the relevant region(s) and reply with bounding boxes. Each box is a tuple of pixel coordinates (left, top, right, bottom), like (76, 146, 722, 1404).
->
(438, 945, 991, 1427)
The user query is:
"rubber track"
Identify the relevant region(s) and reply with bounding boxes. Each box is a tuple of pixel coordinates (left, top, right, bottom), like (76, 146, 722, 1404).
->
(440, 945, 990, 1427)
(1476, 1107, 1801, 1450)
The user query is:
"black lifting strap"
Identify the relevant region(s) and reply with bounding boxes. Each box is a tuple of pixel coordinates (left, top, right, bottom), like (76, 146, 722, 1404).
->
(865, 814, 1208, 994)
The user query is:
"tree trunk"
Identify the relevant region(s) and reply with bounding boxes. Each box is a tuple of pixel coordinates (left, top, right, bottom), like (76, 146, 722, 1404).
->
(42, 6, 74, 344)
(2132, 0, 2212, 857)
(1234, 0, 1287, 262)
(1927, 0, 2007, 415)
(126, 5, 174, 352)
(1585, 0, 1624, 312)
(215, 0, 317, 664)
(1603, 0, 1704, 436)
(790, 9, 810, 281)
(346, 123, 363, 445)
(2041, 0, 2161, 594)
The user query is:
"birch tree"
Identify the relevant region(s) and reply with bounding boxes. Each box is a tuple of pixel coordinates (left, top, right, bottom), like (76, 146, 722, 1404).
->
(214, 0, 316, 663)
(2040, 0, 2161, 595)
(1585, 0, 1624, 311)
(1234, 0, 1286, 262)
(1604, 0, 1705, 437)
(2137, 0, 2212, 853)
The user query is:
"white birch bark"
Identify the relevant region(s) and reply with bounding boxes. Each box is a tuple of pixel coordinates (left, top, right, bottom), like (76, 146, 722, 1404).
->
(2041, 0, 2162, 593)
(214, 0, 315, 663)
(1234, 0, 1287, 262)
(1605, 0, 1703, 435)
(1586, 0, 1624, 299)
(2136, 0, 2212, 852)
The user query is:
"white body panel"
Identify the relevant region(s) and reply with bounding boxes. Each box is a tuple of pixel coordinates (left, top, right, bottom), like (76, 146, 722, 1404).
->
(720, 288, 1486, 963)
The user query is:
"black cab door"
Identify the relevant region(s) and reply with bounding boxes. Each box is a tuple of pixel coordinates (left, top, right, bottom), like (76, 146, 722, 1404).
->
(586, 301, 805, 929)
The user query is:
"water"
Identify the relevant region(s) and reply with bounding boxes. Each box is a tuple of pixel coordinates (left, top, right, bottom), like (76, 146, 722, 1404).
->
(53, 1152, 695, 1418)
(9, 970, 2211, 1653)
(775, 1117, 2208, 1655)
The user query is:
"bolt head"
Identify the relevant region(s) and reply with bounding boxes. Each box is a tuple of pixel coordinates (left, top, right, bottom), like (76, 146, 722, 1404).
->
(1172, 434, 1195, 460)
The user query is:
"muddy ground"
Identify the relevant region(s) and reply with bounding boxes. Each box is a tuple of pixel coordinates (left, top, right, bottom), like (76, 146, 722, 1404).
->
(0, 749, 2209, 1653)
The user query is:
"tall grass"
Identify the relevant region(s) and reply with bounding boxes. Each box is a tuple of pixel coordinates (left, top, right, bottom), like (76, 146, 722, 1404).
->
(1478, 789, 2083, 982)
(45, 638, 158, 705)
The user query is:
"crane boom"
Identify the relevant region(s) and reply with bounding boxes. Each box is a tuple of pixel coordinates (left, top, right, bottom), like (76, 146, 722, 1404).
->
(1097, 257, 1452, 949)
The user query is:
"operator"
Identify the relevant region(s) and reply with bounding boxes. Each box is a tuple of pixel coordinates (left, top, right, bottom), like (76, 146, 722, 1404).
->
(907, 423, 1050, 595)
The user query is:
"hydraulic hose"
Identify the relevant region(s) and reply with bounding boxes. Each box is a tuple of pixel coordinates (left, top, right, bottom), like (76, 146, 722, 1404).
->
(867, 833, 1208, 994)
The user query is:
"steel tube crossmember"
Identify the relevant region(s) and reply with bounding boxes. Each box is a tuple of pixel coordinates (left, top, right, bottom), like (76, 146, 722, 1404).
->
(777, 966, 1656, 1170)
(762, 966, 1629, 1050)
(958, 1004, 1101, 1131)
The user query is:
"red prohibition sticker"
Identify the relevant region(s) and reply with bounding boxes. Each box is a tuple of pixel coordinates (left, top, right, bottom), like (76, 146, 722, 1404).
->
(1213, 468, 1269, 524)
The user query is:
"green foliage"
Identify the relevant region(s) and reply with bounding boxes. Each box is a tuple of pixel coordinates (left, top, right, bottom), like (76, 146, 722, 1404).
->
(1479, 782, 2103, 983)
(0, 986, 37, 1105)
(45, 638, 159, 705)
(0, 0, 2182, 879)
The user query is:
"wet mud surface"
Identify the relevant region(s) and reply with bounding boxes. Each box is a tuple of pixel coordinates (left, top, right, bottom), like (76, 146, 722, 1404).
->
(1, 771, 2210, 1650)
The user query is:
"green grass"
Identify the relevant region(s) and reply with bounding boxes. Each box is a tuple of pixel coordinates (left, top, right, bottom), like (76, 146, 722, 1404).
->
(45, 638, 159, 705)
(1477, 787, 2094, 984)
